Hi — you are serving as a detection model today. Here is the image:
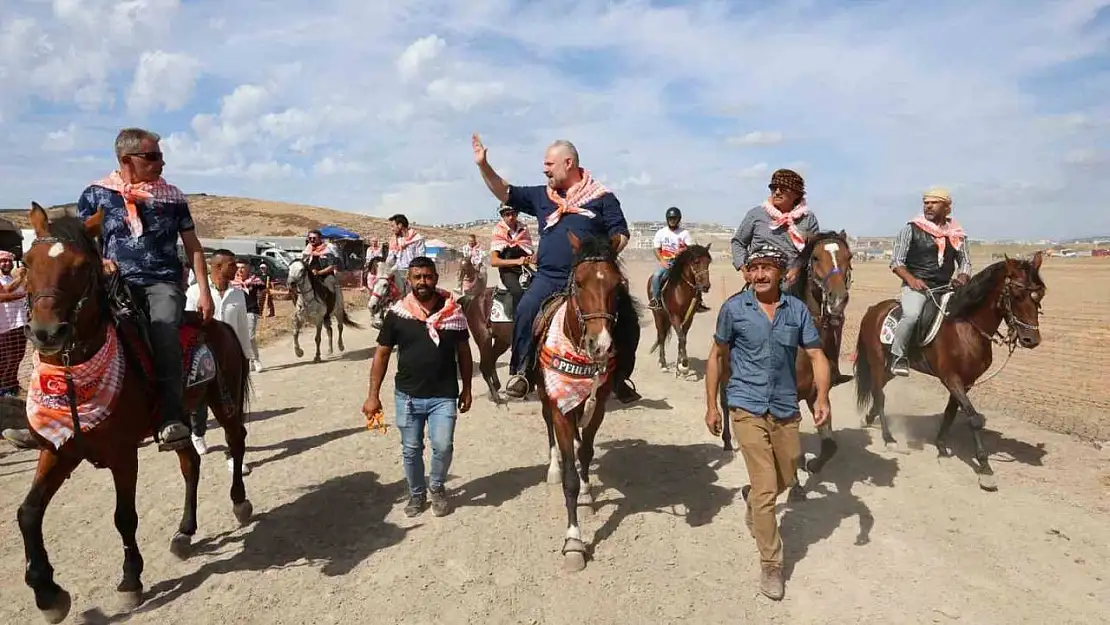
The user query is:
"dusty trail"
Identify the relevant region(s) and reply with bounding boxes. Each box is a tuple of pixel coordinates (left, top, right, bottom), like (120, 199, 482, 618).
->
(1, 266, 1107, 625)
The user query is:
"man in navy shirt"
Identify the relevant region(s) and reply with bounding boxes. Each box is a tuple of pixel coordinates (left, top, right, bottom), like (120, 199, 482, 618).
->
(703, 244, 831, 601)
(77, 127, 215, 452)
(472, 134, 640, 403)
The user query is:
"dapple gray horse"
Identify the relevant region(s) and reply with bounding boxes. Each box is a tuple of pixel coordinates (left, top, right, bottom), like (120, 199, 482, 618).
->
(287, 259, 359, 362)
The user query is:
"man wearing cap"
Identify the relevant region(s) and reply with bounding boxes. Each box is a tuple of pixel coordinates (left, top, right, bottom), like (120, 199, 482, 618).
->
(704, 243, 831, 601)
(730, 168, 821, 288)
(489, 204, 535, 318)
(888, 186, 971, 376)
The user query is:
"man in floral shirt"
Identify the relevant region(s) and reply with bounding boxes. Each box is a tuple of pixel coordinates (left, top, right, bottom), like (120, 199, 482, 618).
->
(76, 127, 214, 452)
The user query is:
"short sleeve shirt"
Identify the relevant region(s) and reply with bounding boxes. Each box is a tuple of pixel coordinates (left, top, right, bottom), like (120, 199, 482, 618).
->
(376, 299, 470, 399)
(714, 289, 821, 419)
(653, 227, 693, 261)
(76, 184, 195, 286)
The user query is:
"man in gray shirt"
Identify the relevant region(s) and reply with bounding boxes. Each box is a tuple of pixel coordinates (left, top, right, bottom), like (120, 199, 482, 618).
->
(730, 168, 820, 288)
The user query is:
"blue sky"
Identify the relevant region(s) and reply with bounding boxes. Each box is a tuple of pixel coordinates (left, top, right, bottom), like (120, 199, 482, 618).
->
(2, 0, 1108, 239)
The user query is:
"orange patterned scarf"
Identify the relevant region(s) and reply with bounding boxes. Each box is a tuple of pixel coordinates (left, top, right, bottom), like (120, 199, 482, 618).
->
(26, 326, 125, 449)
(539, 302, 615, 414)
(388, 289, 468, 345)
(911, 215, 967, 264)
(544, 169, 611, 230)
(92, 171, 186, 239)
(762, 199, 810, 251)
(491, 221, 533, 254)
(389, 230, 424, 253)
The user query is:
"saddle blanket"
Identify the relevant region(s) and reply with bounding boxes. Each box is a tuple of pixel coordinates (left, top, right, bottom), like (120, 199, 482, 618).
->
(538, 302, 614, 415)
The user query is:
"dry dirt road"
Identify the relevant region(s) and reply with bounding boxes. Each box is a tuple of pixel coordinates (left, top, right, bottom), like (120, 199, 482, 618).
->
(1, 267, 1108, 625)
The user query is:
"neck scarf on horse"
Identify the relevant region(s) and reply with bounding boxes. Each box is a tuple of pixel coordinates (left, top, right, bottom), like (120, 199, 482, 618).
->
(911, 215, 967, 265)
(539, 302, 615, 414)
(544, 169, 611, 230)
(389, 230, 424, 253)
(491, 221, 534, 254)
(26, 325, 125, 449)
(92, 171, 185, 239)
(762, 199, 810, 251)
(388, 289, 468, 346)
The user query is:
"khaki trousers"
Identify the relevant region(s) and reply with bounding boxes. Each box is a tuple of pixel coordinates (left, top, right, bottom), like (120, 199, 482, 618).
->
(732, 408, 801, 568)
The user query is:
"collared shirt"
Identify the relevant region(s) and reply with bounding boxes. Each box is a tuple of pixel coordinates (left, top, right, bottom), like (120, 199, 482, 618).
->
(730, 205, 820, 270)
(386, 231, 426, 270)
(714, 289, 821, 419)
(185, 280, 253, 357)
(76, 184, 195, 286)
(505, 184, 630, 281)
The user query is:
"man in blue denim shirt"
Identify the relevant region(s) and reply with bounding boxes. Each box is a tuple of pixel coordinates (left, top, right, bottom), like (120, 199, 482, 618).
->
(704, 244, 831, 601)
(363, 257, 473, 518)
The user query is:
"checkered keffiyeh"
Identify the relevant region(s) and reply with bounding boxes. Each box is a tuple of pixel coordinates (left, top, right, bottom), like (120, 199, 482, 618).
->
(91, 171, 187, 239)
(539, 302, 614, 414)
(543, 169, 611, 230)
(26, 325, 125, 449)
(747, 244, 788, 268)
(389, 289, 468, 345)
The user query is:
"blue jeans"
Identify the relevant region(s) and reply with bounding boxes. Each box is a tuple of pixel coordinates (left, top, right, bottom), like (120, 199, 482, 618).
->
(650, 266, 668, 301)
(509, 273, 565, 375)
(394, 391, 458, 497)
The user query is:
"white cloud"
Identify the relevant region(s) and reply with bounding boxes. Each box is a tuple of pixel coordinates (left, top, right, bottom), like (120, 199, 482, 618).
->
(42, 124, 78, 151)
(1, 0, 1109, 240)
(127, 50, 201, 113)
(397, 34, 445, 80)
(728, 131, 783, 146)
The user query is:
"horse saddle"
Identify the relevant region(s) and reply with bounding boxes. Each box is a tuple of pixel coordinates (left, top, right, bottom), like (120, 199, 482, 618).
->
(532, 290, 569, 343)
(488, 268, 534, 324)
(107, 278, 217, 391)
(879, 289, 954, 348)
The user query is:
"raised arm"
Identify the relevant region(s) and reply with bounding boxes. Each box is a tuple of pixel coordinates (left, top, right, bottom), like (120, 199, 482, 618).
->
(472, 133, 509, 203)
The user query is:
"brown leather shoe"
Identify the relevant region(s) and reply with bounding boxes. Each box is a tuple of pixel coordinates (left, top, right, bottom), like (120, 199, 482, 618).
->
(760, 566, 785, 600)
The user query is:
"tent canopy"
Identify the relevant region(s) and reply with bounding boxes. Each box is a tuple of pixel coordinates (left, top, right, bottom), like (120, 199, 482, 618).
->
(318, 225, 361, 240)
(424, 238, 449, 248)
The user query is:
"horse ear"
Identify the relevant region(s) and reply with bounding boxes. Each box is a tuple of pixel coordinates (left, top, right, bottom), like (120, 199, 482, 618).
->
(1031, 250, 1044, 271)
(83, 207, 104, 238)
(566, 231, 581, 252)
(705, 242, 712, 251)
(838, 229, 846, 239)
(29, 202, 49, 238)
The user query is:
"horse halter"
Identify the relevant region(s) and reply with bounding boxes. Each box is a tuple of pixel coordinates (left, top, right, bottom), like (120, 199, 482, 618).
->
(998, 276, 1042, 335)
(567, 255, 619, 352)
(683, 260, 711, 293)
(807, 245, 851, 322)
(23, 236, 100, 359)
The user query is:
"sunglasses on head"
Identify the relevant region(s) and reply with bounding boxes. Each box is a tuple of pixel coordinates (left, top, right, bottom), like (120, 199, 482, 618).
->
(127, 151, 163, 162)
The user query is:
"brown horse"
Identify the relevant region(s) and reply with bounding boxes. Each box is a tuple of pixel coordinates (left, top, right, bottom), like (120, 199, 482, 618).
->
(719, 231, 855, 496)
(854, 253, 1045, 490)
(17, 203, 252, 623)
(455, 257, 513, 404)
(647, 243, 712, 375)
(534, 232, 622, 572)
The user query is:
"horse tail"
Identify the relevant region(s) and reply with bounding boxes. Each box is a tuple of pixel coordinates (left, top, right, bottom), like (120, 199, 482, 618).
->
(854, 312, 874, 413)
(341, 308, 363, 329)
(649, 322, 671, 354)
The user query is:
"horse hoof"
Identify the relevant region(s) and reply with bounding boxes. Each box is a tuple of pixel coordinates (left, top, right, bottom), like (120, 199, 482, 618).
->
(978, 474, 998, 492)
(883, 441, 907, 454)
(295, 347, 304, 358)
(561, 539, 587, 572)
(169, 532, 192, 560)
(117, 587, 144, 611)
(41, 589, 71, 624)
(313, 356, 322, 363)
(233, 500, 254, 525)
(546, 470, 561, 485)
(788, 484, 807, 503)
(859, 417, 871, 428)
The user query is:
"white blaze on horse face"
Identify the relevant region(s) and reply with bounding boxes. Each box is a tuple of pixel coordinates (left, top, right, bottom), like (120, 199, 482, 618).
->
(823, 242, 841, 270)
(595, 326, 613, 355)
(48, 242, 64, 258)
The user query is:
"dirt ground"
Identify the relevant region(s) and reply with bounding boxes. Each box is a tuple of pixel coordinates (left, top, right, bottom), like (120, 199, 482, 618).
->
(1, 261, 1108, 625)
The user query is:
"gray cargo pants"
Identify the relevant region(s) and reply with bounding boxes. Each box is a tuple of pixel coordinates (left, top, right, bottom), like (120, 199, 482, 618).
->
(129, 281, 186, 427)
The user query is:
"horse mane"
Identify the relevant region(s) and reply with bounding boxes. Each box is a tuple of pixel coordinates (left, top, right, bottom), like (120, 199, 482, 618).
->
(947, 258, 1044, 319)
(664, 244, 711, 286)
(787, 230, 849, 299)
(571, 235, 641, 317)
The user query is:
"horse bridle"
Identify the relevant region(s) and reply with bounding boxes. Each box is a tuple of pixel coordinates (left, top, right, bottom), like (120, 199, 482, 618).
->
(993, 277, 1043, 348)
(567, 255, 619, 353)
(683, 264, 711, 293)
(807, 246, 851, 324)
(23, 236, 100, 361)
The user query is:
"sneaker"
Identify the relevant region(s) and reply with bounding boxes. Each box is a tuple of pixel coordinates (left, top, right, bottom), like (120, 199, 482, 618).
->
(405, 494, 426, 518)
(157, 421, 191, 451)
(504, 375, 529, 399)
(890, 357, 910, 377)
(760, 566, 785, 600)
(191, 434, 208, 455)
(429, 487, 451, 517)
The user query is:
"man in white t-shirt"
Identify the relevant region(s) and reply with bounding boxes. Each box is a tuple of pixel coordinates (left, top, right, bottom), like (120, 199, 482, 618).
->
(185, 249, 253, 474)
(649, 206, 695, 309)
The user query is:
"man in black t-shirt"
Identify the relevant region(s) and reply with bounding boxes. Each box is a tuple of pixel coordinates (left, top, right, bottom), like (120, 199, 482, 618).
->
(362, 256, 473, 518)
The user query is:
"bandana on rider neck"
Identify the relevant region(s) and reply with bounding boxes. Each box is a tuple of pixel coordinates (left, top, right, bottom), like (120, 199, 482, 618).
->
(91, 171, 186, 239)
(762, 199, 809, 251)
(303, 241, 330, 257)
(491, 221, 533, 254)
(389, 229, 424, 253)
(388, 288, 468, 345)
(911, 215, 967, 265)
(544, 168, 610, 230)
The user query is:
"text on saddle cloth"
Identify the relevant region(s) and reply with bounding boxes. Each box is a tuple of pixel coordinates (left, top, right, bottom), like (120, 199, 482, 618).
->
(879, 290, 953, 347)
(538, 302, 615, 415)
